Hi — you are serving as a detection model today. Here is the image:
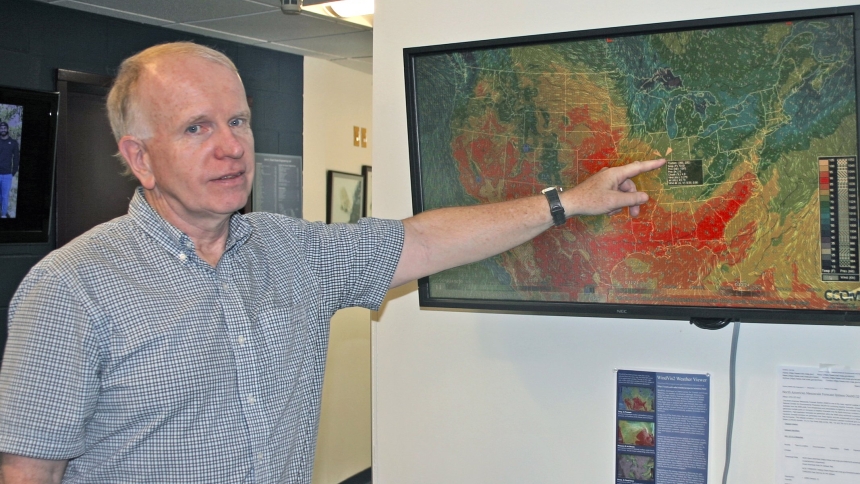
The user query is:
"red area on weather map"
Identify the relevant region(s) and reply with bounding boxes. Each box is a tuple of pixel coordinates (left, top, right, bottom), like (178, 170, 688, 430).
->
(449, 105, 825, 309)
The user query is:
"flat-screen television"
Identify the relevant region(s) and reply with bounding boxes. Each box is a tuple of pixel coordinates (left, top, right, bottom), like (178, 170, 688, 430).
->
(0, 85, 59, 243)
(405, 6, 860, 325)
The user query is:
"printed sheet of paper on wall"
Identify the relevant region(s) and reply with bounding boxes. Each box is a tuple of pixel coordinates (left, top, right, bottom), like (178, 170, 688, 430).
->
(616, 369, 710, 484)
(778, 366, 860, 484)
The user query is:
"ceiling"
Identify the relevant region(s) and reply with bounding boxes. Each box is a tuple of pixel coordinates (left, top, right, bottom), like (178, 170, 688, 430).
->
(34, 0, 373, 73)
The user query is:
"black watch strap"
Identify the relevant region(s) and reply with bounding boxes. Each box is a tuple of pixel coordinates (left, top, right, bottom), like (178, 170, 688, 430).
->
(541, 186, 566, 226)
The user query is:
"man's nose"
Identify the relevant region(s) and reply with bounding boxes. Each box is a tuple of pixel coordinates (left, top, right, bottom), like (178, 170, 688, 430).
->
(215, 126, 245, 159)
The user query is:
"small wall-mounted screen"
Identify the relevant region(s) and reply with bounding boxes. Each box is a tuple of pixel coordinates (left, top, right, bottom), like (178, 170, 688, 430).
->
(0, 103, 23, 220)
(405, 6, 860, 324)
(0, 87, 59, 243)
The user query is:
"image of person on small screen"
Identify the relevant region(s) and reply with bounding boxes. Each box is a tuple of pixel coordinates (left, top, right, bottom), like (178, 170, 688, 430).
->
(0, 120, 20, 218)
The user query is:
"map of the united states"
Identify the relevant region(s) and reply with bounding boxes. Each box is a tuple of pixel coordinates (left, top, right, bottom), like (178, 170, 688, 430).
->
(413, 15, 857, 311)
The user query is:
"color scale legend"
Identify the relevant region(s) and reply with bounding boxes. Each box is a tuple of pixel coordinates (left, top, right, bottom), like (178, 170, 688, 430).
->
(820, 156, 860, 282)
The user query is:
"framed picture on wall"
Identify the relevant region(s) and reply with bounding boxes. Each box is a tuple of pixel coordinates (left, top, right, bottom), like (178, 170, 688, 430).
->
(326, 170, 364, 223)
(362, 165, 372, 217)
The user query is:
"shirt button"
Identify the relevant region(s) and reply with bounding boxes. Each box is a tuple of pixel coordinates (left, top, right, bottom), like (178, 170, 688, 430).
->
(222, 283, 229, 291)
(257, 453, 264, 462)
(178, 253, 187, 261)
(238, 335, 246, 345)
(247, 395, 256, 404)
(185, 241, 193, 249)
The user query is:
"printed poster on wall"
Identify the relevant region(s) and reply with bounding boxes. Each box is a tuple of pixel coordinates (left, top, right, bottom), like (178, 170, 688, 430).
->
(616, 369, 710, 484)
(253, 153, 302, 217)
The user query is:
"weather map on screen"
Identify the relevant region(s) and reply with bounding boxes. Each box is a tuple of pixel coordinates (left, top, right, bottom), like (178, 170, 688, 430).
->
(407, 10, 860, 320)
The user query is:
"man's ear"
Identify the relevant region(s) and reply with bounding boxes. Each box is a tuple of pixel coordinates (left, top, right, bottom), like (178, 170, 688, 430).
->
(118, 136, 155, 189)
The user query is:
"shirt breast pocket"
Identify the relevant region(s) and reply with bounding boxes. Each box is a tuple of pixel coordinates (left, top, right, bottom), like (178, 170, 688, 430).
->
(252, 300, 326, 384)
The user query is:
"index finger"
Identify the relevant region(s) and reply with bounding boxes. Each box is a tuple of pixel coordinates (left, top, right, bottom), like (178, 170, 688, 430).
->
(613, 158, 666, 179)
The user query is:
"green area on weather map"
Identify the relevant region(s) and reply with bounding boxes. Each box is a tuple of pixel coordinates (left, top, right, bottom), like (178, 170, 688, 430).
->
(413, 15, 860, 311)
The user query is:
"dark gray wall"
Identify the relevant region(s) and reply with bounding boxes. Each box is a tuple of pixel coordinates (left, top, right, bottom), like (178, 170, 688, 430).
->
(0, 0, 304, 358)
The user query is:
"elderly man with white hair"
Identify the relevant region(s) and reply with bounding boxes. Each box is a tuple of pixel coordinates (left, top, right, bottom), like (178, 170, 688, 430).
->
(0, 42, 664, 483)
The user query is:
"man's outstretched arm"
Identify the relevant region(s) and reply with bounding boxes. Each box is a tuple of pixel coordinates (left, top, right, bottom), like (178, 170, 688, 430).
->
(390, 159, 665, 288)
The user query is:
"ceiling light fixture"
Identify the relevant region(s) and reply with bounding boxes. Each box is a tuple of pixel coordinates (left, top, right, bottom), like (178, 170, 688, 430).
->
(300, 0, 373, 27)
(324, 0, 374, 18)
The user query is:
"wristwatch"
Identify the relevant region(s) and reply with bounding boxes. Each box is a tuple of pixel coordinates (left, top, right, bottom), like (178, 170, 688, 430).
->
(541, 186, 566, 226)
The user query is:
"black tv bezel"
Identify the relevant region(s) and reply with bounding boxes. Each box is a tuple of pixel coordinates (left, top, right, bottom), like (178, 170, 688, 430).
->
(404, 5, 860, 325)
(0, 85, 59, 244)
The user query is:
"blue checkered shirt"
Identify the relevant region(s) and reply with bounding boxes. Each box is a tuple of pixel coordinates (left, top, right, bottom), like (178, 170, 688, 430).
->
(0, 188, 404, 483)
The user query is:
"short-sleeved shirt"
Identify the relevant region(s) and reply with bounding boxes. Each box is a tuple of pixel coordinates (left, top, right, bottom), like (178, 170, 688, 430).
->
(0, 188, 404, 483)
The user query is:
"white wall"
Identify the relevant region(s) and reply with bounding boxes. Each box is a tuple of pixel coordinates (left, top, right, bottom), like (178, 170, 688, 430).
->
(303, 57, 373, 484)
(372, 1, 860, 483)
(302, 57, 372, 223)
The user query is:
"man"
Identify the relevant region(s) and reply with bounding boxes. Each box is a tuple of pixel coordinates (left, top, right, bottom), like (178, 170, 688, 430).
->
(0, 42, 665, 483)
(0, 121, 19, 219)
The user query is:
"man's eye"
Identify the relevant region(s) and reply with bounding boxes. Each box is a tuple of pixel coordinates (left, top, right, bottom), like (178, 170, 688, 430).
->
(230, 118, 246, 127)
(186, 125, 200, 134)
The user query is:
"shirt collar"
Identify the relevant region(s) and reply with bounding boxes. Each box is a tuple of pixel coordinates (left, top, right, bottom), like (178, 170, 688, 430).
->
(127, 187, 253, 257)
